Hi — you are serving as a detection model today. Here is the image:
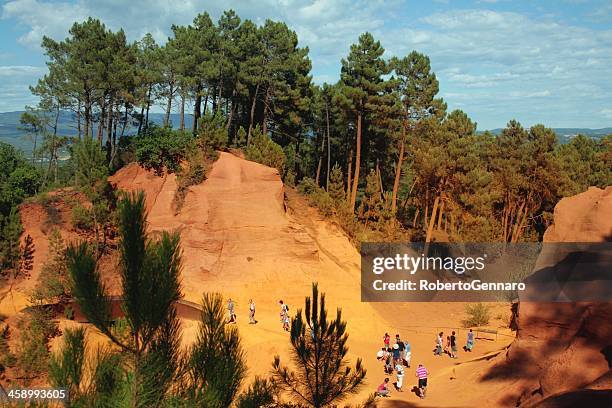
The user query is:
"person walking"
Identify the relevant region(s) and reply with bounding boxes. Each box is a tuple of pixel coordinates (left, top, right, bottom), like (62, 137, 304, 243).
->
(450, 331, 458, 358)
(376, 378, 391, 397)
(465, 329, 474, 352)
(435, 331, 443, 356)
(248, 299, 256, 324)
(395, 363, 405, 392)
(404, 340, 412, 367)
(415, 363, 429, 399)
(227, 298, 236, 323)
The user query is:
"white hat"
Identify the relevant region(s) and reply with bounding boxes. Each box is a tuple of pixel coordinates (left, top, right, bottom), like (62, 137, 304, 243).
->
(393, 343, 399, 350)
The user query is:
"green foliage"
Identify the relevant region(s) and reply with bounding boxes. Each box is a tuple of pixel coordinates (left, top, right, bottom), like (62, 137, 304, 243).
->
(328, 164, 345, 204)
(234, 126, 247, 148)
(184, 293, 247, 407)
(0, 323, 16, 369)
(67, 190, 183, 406)
(236, 377, 276, 408)
(245, 126, 286, 176)
(463, 303, 491, 328)
(31, 229, 70, 303)
(71, 204, 94, 231)
(72, 137, 108, 188)
(273, 283, 367, 407)
(197, 112, 228, 151)
(135, 125, 193, 175)
(49, 327, 86, 401)
(15, 307, 57, 381)
(298, 178, 335, 216)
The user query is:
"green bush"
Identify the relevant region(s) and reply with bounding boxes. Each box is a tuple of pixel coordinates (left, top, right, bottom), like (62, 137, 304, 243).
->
(71, 204, 93, 231)
(15, 307, 57, 380)
(463, 303, 491, 327)
(135, 125, 193, 175)
(245, 126, 286, 176)
(197, 112, 228, 151)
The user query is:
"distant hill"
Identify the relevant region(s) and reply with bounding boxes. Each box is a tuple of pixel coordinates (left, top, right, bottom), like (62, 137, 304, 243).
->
(1, 110, 609, 156)
(485, 127, 612, 143)
(0, 110, 194, 156)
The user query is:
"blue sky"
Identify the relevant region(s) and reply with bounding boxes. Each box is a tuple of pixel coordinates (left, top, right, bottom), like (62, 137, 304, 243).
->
(1, 0, 611, 130)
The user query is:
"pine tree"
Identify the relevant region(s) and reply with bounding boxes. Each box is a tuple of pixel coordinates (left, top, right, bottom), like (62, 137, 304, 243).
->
(66, 190, 183, 406)
(328, 163, 345, 205)
(338, 33, 389, 211)
(273, 283, 367, 407)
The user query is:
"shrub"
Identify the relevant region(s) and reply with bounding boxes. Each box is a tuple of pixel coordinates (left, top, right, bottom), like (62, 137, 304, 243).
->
(463, 303, 491, 327)
(15, 307, 57, 381)
(173, 146, 216, 213)
(135, 125, 193, 175)
(197, 112, 228, 151)
(245, 126, 285, 176)
(71, 204, 93, 231)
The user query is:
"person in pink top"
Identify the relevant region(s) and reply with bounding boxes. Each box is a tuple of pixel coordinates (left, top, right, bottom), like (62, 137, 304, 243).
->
(376, 377, 391, 397)
(415, 363, 429, 399)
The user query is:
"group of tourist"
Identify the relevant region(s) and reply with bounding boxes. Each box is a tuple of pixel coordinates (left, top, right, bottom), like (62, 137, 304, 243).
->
(226, 298, 291, 331)
(376, 333, 425, 398)
(376, 329, 476, 400)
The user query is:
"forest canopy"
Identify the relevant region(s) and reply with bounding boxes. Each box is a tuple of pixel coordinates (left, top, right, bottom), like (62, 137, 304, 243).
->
(11, 8, 612, 250)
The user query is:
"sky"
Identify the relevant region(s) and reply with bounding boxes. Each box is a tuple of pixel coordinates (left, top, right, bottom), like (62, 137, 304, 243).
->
(1, 0, 611, 130)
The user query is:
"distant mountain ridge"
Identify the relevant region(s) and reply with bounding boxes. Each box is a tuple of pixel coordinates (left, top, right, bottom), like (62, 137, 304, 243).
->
(0, 110, 194, 155)
(484, 127, 611, 141)
(0, 110, 609, 155)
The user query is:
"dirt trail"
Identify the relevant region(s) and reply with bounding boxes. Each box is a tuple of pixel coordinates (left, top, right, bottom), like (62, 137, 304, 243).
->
(110, 152, 515, 406)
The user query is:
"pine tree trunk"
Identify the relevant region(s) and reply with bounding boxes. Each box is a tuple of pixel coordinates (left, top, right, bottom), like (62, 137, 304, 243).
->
(193, 84, 202, 135)
(437, 199, 445, 230)
(106, 98, 114, 164)
(391, 123, 407, 213)
(247, 83, 260, 145)
(262, 86, 270, 136)
(97, 101, 106, 146)
(426, 195, 440, 243)
(315, 128, 324, 185)
(179, 92, 185, 131)
(226, 90, 236, 130)
(350, 112, 362, 211)
(137, 105, 144, 135)
(346, 148, 353, 201)
(164, 84, 173, 126)
(144, 86, 151, 133)
(77, 101, 82, 140)
(326, 103, 331, 191)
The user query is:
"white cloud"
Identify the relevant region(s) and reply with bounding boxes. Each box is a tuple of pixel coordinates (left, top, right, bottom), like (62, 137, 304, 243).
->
(1, 1, 611, 128)
(600, 108, 612, 119)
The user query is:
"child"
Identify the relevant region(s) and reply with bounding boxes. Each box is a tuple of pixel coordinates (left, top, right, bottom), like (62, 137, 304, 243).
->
(383, 332, 390, 348)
